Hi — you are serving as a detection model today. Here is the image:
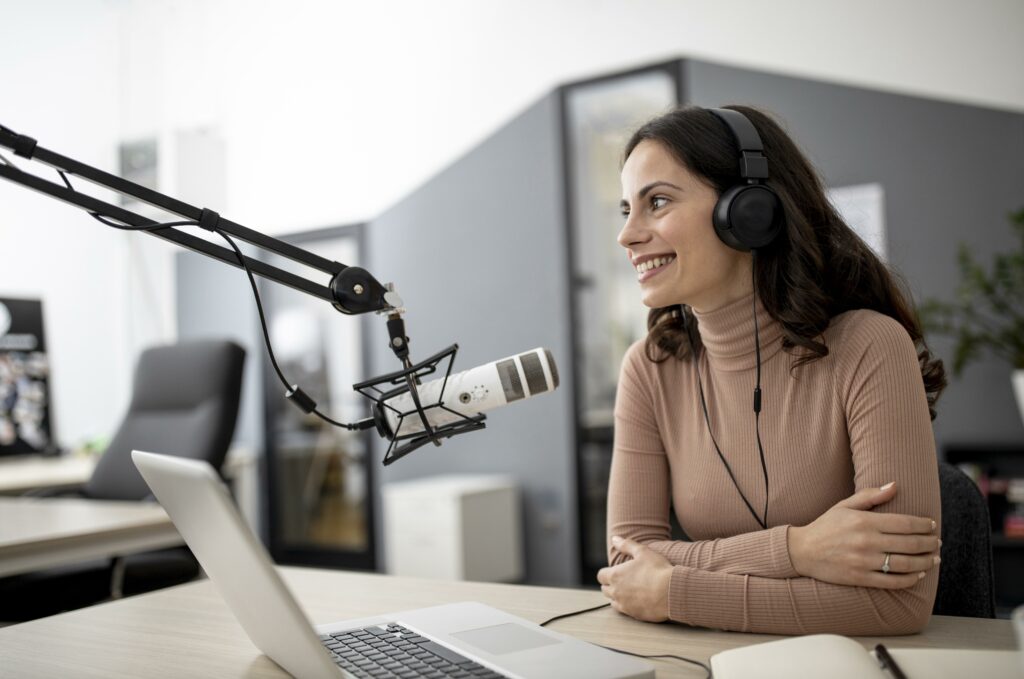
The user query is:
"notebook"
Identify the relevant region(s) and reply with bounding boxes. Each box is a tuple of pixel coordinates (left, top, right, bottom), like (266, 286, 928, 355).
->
(710, 634, 1022, 679)
(132, 450, 654, 679)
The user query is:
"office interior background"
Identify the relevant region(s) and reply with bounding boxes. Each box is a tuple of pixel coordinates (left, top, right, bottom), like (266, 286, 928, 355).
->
(2, 0, 1023, 616)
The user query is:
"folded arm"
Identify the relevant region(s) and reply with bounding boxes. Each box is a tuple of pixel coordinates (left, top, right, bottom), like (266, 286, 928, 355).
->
(607, 430, 798, 579)
(665, 564, 934, 635)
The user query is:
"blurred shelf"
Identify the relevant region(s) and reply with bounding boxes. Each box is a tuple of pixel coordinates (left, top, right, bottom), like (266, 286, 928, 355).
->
(991, 533, 1024, 548)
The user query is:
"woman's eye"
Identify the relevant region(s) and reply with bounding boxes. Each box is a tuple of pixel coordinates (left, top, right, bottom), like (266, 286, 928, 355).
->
(620, 207, 630, 218)
(651, 196, 668, 210)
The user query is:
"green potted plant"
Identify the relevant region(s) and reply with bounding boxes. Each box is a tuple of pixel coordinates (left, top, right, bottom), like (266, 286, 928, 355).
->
(919, 207, 1024, 427)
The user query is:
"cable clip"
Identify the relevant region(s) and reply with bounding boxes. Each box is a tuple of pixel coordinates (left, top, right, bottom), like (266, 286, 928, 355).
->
(198, 208, 221, 232)
(285, 386, 317, 414)
(13, 133, 37, 159)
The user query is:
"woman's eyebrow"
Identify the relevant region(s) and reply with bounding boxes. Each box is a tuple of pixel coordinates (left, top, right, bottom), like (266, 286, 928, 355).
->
(620, 181, 684, 209)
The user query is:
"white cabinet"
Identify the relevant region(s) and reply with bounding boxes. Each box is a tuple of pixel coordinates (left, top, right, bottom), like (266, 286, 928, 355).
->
(382, 475, 522, 582)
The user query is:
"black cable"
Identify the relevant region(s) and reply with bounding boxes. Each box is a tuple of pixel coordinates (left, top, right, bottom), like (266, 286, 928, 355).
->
(57, 170, 199, 232)
(687, 255, 770, 531)
(60, 164, 364, 432)
(539, 603, 711, 678)
(91, 212, 196, 231)
(693, 350, 766, 530)
(538, 602, 610, 627)
(751, 251, 769, 528)
(213, 229, 361, 431)
(596, 644, 711, 678)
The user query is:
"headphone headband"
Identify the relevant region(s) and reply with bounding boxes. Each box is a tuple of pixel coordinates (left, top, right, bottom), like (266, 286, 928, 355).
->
(707, 108, 769, 182)
(705, 106, 783, 252)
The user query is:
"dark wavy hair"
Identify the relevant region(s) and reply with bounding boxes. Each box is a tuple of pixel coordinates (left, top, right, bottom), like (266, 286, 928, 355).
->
(625, 105, 946, 419)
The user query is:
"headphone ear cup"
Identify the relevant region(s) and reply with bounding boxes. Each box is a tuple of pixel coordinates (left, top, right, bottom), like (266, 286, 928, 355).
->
(713, 185, 783, 251)
(713, 185, 749, 251)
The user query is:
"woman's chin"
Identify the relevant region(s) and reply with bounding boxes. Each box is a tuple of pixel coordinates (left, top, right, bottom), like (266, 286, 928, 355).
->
(641, 277, 701, 310)
(640, 285, 682, 309)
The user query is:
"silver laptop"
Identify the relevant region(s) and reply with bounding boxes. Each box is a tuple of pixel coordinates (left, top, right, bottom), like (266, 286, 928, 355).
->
(132, 450, 654, 679)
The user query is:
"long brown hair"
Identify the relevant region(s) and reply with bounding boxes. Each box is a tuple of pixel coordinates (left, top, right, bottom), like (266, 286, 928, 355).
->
(625, 105, 946, 419)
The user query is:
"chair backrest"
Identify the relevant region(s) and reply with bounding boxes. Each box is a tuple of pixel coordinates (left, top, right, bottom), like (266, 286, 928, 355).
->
(84, 340, 246, 501)
(933, 462, 995, 618)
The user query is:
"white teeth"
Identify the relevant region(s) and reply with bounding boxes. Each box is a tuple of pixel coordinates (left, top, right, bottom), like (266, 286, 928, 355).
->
(635, 256, 675, 275)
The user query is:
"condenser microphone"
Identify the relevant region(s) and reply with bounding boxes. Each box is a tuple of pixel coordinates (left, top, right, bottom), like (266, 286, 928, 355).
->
(376, 348, 559, 439)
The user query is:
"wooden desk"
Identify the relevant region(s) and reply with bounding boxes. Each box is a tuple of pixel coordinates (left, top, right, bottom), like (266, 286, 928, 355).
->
(0, 450, 260, 531)
(0, 567, 1016, 678)
(0, 497, 182, 577)
(0, 455, 97, 495)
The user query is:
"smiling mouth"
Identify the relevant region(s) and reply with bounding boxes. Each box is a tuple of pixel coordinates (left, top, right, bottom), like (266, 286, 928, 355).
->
(635, 255, 676, 282)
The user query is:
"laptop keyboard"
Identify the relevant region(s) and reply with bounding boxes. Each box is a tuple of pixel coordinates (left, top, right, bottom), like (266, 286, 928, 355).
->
(320, 623, 508, 679)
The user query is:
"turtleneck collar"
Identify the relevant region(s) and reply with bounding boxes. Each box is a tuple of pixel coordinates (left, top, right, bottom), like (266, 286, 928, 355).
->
(692, 292, 785, 372)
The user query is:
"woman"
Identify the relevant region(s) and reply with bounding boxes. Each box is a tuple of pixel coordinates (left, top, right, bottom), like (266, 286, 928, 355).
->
(596, 105, 945, 635)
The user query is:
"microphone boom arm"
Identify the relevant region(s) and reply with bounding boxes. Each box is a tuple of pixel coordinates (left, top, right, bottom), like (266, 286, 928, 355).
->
(0, 123, 390, 315)
(0, 123, 489, 463)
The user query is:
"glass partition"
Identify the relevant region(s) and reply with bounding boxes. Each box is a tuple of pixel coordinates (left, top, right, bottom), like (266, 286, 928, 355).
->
(563, 66, 680, 582)
(262, 225, 375, 570)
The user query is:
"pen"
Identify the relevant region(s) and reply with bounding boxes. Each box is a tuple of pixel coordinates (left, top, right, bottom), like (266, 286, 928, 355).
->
(874, 643, 908, 679)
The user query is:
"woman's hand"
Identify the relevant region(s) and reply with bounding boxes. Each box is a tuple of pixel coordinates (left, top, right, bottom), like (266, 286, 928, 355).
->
(596, 536, 673, 622)
(788, 481, 940, 589)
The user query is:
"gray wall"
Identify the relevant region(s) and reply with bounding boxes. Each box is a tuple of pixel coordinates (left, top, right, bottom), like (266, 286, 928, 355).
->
(366, 92, 579, 585)
(683, 59, 1024, 448)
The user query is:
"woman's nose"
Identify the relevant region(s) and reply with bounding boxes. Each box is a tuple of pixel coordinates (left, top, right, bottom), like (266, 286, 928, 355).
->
(617, 213, 648, 249)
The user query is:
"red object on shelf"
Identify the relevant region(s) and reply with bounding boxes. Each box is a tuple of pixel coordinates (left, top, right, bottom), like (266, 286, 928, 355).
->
(1004, 513, 1024, 538)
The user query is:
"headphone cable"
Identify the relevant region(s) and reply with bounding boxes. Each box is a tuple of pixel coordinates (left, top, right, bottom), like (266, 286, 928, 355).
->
(752, 251, 769, 527)
(539, 602, 712, 678)
(688, 253, 769, 530)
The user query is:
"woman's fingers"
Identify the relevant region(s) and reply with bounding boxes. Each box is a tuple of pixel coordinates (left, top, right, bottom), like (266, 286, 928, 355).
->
(863, 552, 939, 574)
(876, 533, 941, 556)
(860, 571, 927, 590)
(894, 553, 940, 574)
(836, 481, 897, 511)
(869, 511, 936, 535)
(797, 488, 940, 588)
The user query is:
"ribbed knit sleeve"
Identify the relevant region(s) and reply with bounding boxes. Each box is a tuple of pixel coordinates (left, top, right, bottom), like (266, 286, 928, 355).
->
(608, 341, 799, 579)
(607, 308, 941, 636)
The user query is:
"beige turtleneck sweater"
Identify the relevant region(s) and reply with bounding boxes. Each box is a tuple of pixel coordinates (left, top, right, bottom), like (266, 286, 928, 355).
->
(608, 293, 941, 635)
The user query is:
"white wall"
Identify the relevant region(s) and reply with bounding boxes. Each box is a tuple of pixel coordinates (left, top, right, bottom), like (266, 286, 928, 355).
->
(2, 0, 1023, 449)
(118, 0, 1024, 232)
(0, 0, 129, 447)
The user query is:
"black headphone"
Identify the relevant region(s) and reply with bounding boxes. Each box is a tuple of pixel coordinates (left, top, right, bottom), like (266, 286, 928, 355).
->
(706, 108, 784, 252)
(690, 107, 783, 529)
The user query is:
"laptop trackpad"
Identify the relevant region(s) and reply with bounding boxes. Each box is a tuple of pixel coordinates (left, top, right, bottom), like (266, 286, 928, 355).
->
(452, 623, 561, 656)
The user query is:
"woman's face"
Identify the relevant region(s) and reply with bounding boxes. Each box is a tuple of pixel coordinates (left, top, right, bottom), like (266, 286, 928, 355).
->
(618, 140, 752, 313)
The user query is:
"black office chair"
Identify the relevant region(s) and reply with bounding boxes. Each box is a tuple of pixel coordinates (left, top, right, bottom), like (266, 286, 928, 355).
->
(0, 339, 245, 621)
(932, 462, 995, 618)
